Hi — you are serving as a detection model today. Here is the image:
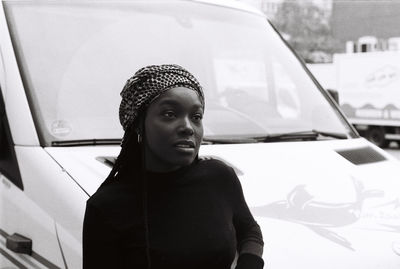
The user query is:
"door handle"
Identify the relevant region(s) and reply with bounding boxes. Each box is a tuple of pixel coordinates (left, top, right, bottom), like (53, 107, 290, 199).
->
(6, 233, 32, 255)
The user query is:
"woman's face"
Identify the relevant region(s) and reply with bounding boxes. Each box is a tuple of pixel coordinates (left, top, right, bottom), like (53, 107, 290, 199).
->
(143, 87, 204, 172)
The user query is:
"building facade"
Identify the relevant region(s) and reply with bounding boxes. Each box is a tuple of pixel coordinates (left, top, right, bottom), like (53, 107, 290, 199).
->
(331, 0, 400, 52)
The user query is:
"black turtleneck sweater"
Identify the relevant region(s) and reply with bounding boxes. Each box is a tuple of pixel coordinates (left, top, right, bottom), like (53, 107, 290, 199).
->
(83, 159, 264, 269)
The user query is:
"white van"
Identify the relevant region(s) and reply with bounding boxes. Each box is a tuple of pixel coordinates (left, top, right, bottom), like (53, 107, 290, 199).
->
(1, 1, 400, 268)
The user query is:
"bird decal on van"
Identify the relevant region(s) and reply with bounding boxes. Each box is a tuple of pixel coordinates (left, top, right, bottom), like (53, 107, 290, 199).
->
(251, 179, 384, 250)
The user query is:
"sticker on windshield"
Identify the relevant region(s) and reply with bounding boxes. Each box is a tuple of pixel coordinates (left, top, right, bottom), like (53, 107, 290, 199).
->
(51, 120, 72, 137)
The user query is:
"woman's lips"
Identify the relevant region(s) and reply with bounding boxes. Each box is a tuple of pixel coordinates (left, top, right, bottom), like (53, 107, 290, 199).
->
(174, 140, 195, 147)
(174, 140, 195, 153)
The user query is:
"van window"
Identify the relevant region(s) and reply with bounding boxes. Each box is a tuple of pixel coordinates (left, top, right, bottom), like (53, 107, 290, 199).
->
(4, 1, 355, 146)
(0, 90, 23, 189)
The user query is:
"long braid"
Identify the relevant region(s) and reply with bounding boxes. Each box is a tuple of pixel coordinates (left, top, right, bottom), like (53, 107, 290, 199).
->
(137, 123, 152, 268)
(100, 125, 139, 187)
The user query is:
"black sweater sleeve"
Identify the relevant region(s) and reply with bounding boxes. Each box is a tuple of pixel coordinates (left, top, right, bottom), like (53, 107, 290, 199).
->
(228, 168, 264, 268)
(82, 201, 124, 269)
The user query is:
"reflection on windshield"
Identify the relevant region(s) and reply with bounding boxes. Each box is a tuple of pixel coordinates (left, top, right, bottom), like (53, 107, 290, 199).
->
(4, 1, 354, 146)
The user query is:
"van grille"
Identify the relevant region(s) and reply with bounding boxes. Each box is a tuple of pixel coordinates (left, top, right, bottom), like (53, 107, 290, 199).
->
(335, 147, 387, 165)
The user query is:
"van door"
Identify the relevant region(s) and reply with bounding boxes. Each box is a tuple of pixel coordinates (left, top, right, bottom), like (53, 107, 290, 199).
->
(0, 70, 65, 269)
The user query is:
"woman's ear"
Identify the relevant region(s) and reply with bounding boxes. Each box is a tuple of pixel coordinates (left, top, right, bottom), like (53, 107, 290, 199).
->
(136, 131, 142, 143)
(135, 115, 145, 143)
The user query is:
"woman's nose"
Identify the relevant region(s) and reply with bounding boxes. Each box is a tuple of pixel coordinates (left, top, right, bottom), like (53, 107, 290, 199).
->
(178, 117, 194, 135)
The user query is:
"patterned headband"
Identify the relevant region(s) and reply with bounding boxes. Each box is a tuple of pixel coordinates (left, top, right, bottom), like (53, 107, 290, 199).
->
(119, 64, 205, 132)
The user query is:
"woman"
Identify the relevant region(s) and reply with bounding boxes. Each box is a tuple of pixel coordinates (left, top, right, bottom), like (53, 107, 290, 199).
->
(83, 64, 264, 269)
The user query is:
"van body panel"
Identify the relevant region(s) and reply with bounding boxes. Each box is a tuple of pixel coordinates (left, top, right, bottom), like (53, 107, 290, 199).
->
(45, 137, 395, 195)
(1, 147, 66, 268)
(15, 146, 87, 235)
(43, 137, 400, 268)
(6, 146, 88, 268)
(45, 146, 120, 196)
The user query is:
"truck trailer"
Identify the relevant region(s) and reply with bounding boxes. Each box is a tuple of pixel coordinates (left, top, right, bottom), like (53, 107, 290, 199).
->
(334, 51, 400, 147)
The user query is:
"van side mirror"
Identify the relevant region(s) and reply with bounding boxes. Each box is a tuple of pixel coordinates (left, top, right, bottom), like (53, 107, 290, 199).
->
(326, 88, 339, 104)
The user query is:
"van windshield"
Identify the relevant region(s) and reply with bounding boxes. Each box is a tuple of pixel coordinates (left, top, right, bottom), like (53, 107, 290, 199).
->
(4, 1, 355, 146)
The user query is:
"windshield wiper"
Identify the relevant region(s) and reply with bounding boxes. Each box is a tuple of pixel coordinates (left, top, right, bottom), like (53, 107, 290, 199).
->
(202, 130, 347, 145)
(258, 129, 348, 142)
(52, 139, 122, 147)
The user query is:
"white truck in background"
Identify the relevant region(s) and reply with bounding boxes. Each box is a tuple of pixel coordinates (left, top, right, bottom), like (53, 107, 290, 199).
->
(309, 50, 400, 147)
(334, 51, 400, 147)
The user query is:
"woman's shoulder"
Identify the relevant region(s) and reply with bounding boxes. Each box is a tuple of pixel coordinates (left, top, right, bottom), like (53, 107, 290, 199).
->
(85, 179, 143, 231)
(87, 178, 135, 209)
(198, 157, 233, 170)
(195, 157, 242, 192)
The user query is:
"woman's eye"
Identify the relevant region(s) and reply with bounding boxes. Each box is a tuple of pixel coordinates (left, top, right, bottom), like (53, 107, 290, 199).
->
(192, 113, 203, 122)
(163, 111, 176, 118)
